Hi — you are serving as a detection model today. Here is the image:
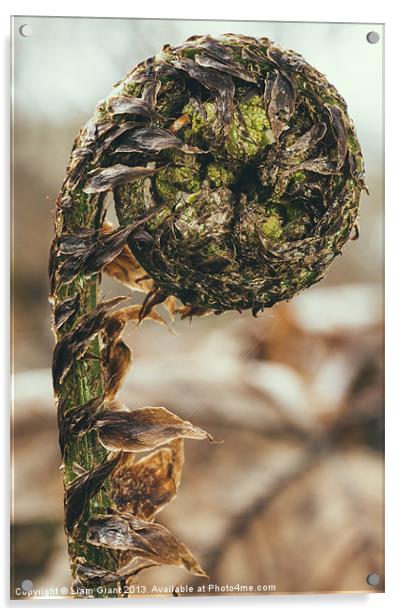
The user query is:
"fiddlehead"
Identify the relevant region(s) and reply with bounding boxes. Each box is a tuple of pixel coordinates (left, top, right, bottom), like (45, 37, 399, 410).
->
(49, 33, 365, 597)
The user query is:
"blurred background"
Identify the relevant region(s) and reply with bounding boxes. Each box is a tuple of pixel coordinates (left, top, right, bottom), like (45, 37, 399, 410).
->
(11, 17, 384, 597)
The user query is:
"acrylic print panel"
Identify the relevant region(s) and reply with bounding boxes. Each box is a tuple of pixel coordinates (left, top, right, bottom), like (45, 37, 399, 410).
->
(11, 16, 384, 599)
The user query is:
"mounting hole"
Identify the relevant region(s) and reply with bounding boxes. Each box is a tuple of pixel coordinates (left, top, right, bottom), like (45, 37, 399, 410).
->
(366, 31, 380, 44)
(19, 24, 33, 38)
(21, 579, 33, 591)
(366, 572, 380, 586)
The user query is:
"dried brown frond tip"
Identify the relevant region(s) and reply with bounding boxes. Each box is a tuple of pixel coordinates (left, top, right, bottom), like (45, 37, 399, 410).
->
(87, 512, 207, 576)
(94, 403, 214, 453)
(111, 440, 184, 520)
(64, 453, 123, 534)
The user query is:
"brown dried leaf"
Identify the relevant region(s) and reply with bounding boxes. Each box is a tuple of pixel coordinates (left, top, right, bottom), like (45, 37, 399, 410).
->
(55, 193, 74, 211)
(94, 403, 214, 453)
(81, 225, 143, 278)
(63, 147, 94, 192)
(75, 558, 121, 586)
(194, 52, 257, 83)
(142, 78, 161, 107)
(326, 104, 348, 169)
(138, 287, 168, 323)
(191, 35, 234, 63)
(106, 304, 172, 341)
(104, 244, 154, 293)
(48, 238, 57, 299)
(107, 95, 164, 120)
(283, 157, 337, 177)
(105, 339, 132, 402)
(172, 56, 235, 130)
(93, 122, 140, 162)
(263, 71, 276, 115)
(87, 511, 207, 576)
(83, 164, 164, 194)
(267, 71, 296, 141)
(115, 127, 206, 155)
(57, 228, 94, 255)
(64, 453, 123, 534)
(52, 297, 125, 392)
(111, 439, 184, 520)
(57, 214, 159, 285)
(53, 294, 80, 331)
(283, 122, 327, 160)
(87, 513, 157, 552)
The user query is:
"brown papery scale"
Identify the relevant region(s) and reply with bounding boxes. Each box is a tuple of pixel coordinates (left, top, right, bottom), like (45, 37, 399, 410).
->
(50, 33, 365, 597)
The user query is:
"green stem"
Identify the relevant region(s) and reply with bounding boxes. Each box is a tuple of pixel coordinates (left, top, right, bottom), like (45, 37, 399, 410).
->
(54, 191, 120, 598)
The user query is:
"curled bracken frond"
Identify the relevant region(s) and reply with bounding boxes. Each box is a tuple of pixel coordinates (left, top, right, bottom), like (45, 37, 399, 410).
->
(64, 453, 123, 534)
(51, 32, 366, 591)
(85, 32, 366, 315)
(111, 439, 184, 520)
(94, 402, 214, 453)
(87, 511, 207, 576)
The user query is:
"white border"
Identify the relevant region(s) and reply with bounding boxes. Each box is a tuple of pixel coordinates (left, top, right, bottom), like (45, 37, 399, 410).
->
(2, 0, 400, 613)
